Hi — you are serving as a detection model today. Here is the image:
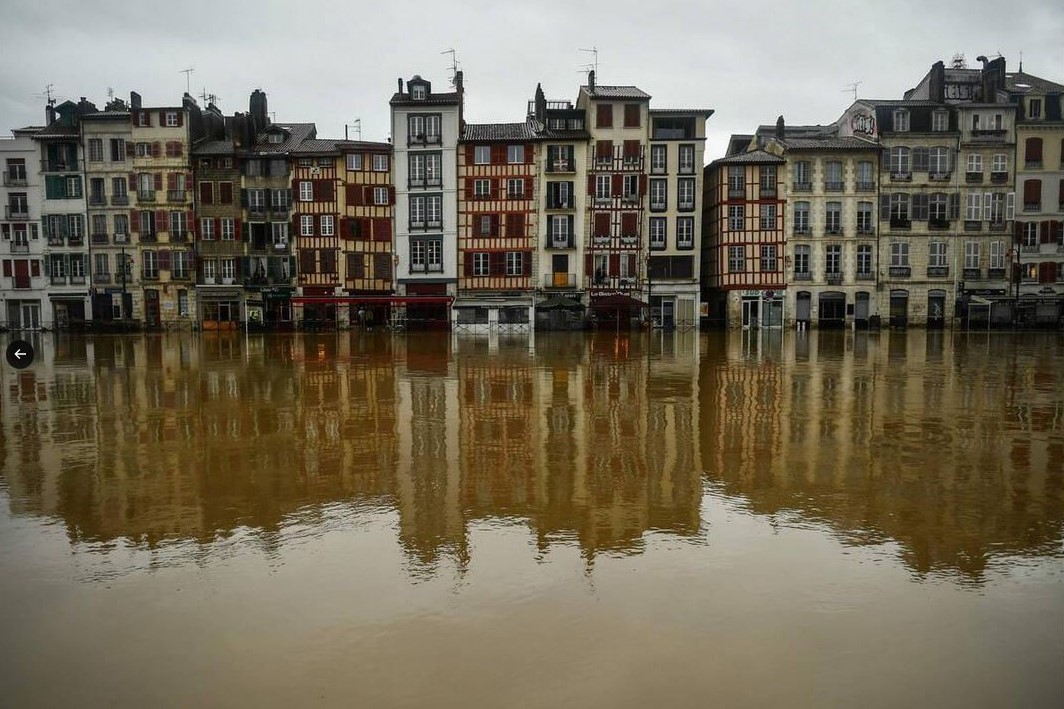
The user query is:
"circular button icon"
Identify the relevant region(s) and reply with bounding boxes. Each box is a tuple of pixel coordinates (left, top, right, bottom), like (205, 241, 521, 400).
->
(6, 340, 35, 370)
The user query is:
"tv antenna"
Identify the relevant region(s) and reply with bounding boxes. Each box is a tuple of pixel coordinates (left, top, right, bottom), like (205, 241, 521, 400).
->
(842, 81, 862, 101)
(345, 119, 361, 141)
(36, 83, 58, 106)
(179, 67, 194, 94)
(579, 47, 599, 77)
(199, 88, 219, 105)
(441, 48, 461, 86)
(107, 87, 115, 102)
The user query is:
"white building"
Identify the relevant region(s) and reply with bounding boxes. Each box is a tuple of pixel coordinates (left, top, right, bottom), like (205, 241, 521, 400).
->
(1, 127, 44, 329)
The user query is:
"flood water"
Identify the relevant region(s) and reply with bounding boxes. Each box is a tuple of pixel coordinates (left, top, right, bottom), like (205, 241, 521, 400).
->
(1, 329, 1062, 708)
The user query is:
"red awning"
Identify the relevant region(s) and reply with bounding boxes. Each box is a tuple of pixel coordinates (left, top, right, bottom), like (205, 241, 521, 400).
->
(291, 295, 453, 305)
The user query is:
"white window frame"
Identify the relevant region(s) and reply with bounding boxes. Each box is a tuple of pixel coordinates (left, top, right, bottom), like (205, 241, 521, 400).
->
(507, 145, 525, 164)
(856, 245, 873, 275)
(824, 245, 840, 275)
(677, 217, 694, 249)
(794, 202, 810, 233)
(967, 154, 983, 173)
(650, 179, 666, 209)
(728, 204, 744, 231)
(221, 218, 235, 241)
(890, 242, 910, 267)
(966, 193, 982, 221)
(929, 241, 948, 267)
(678, 145, 695, 174)
(893, 109, 910, 132)
(373, 187, 389, 205)
(650, 145, 667, 173)
(761, 244, 778, 272)
(991, 153, 1008, 173)
(474, 179, 490, 198)
(794, 245, 811, 275)
(320, 215, 334, 236)
(474, 146, 491, 165)
(427, 195, 442, 227)
(203, 260, 217, 280)
(346, 153, 362, 171)
(372, 154, 388, 172)
(677, 178, 695, 209)
(759, 203, 777, 231)
(990, 241, 1005, 269)
(165, 112, 179, 127)
(472, 252, 489, 276)
(507, 178, 525, 198)
(506, 251, 523, 276)
(201, 218, 215, 240)
(595, 174, 611, 201)
(649, 217, 666, 249)
(299, 181, 313, 201)
(221, 258, 235, 281)
(964, 241, 980, 269)
(932, 111, 948, 132)
(728, 245, 745, 272)
(300, 215, 314, 236)
(409, 196, 425, 227)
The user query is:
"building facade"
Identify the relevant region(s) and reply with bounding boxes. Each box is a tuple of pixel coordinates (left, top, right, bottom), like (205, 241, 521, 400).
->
(1, 127, 43, 329)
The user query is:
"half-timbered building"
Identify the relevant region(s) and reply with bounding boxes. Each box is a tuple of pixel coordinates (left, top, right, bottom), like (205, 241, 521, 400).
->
(291, 139, 342, 327)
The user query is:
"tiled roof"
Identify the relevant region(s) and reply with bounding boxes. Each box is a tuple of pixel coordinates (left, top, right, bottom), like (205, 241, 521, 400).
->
(756, 124, 835, 139)
(1006, 72, 1064, 93)
(649, 108, 714, 117)
(81, 111, 130, 120)
(462, 122, 536, 142)
(389, 92, 461, 106)
(859, 99, 944, 107)
(581, 85, 651, 100)
(534, 127, 591, 140)
(192, 140, 235, 155)
(290, 139, 341, 155)
(250, 122, 315, 154)
(33, 123, 79, 139)
(711, 149, 784, 165)
(781, 137, 879, 151)
(336, 140, 391, 151)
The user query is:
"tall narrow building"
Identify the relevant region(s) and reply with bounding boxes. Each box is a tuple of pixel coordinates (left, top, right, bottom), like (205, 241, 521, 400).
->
(1, 127, 43, 329)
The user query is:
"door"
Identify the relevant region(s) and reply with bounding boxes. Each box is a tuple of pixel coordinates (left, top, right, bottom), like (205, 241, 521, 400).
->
(54, 302, 69, 328)
(854, 292, 870, 326)
(742, 299, 759, 329)
(661, 299, 675, 329)
(145, 289, 160, 327)
(20, 303, 40, 329)
(889, 290, 909, 329)
(795, 292, 811, 324)
(927, 290, 946, 329)
(818, 292, 846, 328)
(552, 254, 569, 287)
(13, 260, 30, 289)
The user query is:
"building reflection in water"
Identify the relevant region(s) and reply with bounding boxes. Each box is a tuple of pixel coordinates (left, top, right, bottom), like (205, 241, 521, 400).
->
(1, 329, 1061, 584)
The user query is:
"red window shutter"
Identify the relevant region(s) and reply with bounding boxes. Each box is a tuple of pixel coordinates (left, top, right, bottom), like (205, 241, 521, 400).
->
(130, 210, 139, 232)
(609, 253, 620, 274)
(31, 260, 41, 277)
(595, 213, 610, 237)
(464, 253, 474, 277)
(621, 213, 637, 234)
(174, 143, 183, 157)
(492, 145, 505, 165)
(373, 218, 391, 242)
(1014, 221, 1023, 243)
(219, 182, 233, 204)
(158, 249, 171, 270)
(187, 210, 194, 233)
(167, 173, 177, 191)
(623, 140, 639, 158)
(524, 177, 533, 197)
(200, 182, 213, 204)
(1024, 179, 1041, 204)
(491, 252, 505, 276)
(319, 179, 334, 202)
(154, 173, 163, 191)
(612, 173, 622, 195)
(491, 214, 500, 236)
(1058, 179, 1064, 205)
(1026, 137, 1043, 162)
(639, 174, 647, 196)
(340, 218, 351, 239)
(128, 172, 137, 190)
(388, 186, 395, 205)
(1, 260, 10, 277)
(361, 218, 373, 240)
(596, 140, 612, 160)
(176, 111, 184, 128)
(587, 176, 595, 195)
(235, 219, 243, 241)
(362, 186, 372, 205)
(464, 179, 474, 200)
(155, 210, 167, 231)
(151, 142, 161, 158)
(158, 111, 166, 125)
(465, 144, 475, 165)
(596, 104, 613, 128)
(345, 184, 358, 205)
(522, 251, 532, 276)
(215, 218, 222, 237)
(525, 144, 534, 164)
(585, 254, 593, 276)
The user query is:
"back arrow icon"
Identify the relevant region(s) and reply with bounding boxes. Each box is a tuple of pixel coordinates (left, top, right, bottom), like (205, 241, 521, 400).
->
(14, 349, 25, 359)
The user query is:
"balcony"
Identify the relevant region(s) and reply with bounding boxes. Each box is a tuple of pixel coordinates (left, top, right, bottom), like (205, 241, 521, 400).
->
(890, 172, 911, 182)
(2, 174, 27, 187)
(856, 181, 875, 192)
(142, 272, 159, 281)
(137, 190, 156, 203)
(650, 200, 667, 212)
(857, 226, 874, 235)
(988, 268, 1007, 279)
(793, 227, 810, 236)
(971, 129, 1007, 140)
(890, 217, 911, 230)
(963, 268, 981, 279)
(546, 198, 574, 210)
(88, 194, 107, 207)
(47, 236, 66, 247)
(111, 194, 129, 206)
(40, 159, 83, 173)
(966, 171, 984, 183)
(51, 275, 68, 285)
(140, 231, 157, 244)
(825, 227, 843, 236)
(964, 220, 983, 232)
(247, 205, 267, 220)
(273, 240, 289, 252)
(990, 172, 1009, 184)
(824, 181, 844, 191)
(888, 266, 911, 278)
(793, 272, 812, 281)
(928, 218, 951, 230)
(1024, 160, 1042, 169)
(170, 229, 189, 242)
(70, 275, 85, 285)
(167, 190, 188, 202)
(543, 273, 576, 289)
(825, 273, 843, 285)
(928, 172, 951, 182)
(988, 221, 1008, 232)
(5, 206, 30, 220)
(91, 233, 109, 245)
(93, 273, 112, 284)
(678, 163, 696, 175)
(678, 200, 695, 211)
(114, 233, 129, 244)
(1023, 202, 1041, 212)
(10, 241, 29, 254)
(269, 205, 289, 219)
(548, 160, 575, 173)
(855, 271, 875, 280)
(927, 266, 949, 278)
(1021, 244, 1039, 253)
(792, 181, 811, 192)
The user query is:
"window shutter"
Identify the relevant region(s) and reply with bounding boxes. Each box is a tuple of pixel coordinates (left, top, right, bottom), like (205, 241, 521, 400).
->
(126, 141, 136, 158)
(623, 140, 639, 158)
(176, 111, 184, 128)
(155, 210, 167, 231)
(612, 173, 622, 195)
(491, 145, 505, 165)
(1006, 192, 1016, 220)
(1025, 137, 1043, 162)
(522, 251, 531, 276)
(1024, 179, 1041, 204)
(373, 218, 392, 242)
(639, 175, 647, 196)
(167, 173, 177, 191)
(363, 186, 373, 205)
(596, 140, 613, 160)
(236, 220, 244, 241)
(1058, 179, 1064, 205)
(491, 251, 506, 276)
(319, 179, 334, 202)
(465, 144, 475, 165)
(173, 143, 183, 157)
(388, 186, 395, 205)
(587, 176, 595, 195)
(464, 253, 474, 277)
(524, 177, 533, 197)
(345, 184, 360, 206)
(949, 193, 960, 219)
(200, 182, 213, 204)
(130, 210, 139, 233)
(151, 142, 161, 158)
(594, 213, 610, 237)
(609, 253, 620, 275)
(621, 212, 637, 235)
(879, 194, 890, 220)
(215, 218, 222, 237)
(154, 174, 163, 191)
(128, 172, 137, 191)
(464, 179, 474, 200)
(187, 210, 194, 234)
(158, 249, 171, 270)
(585, 254, 593, 276)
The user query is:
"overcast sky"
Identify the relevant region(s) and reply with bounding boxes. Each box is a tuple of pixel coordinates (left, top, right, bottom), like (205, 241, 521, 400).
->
(2, 0, 1062, 160)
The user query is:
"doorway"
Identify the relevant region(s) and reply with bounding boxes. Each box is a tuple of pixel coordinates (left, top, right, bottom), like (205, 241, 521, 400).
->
(145, 289, 160, 327)
(927, 290, 946, 329)
(889, 289, 909, 329)
(854, 292, 870, 328)
(741, 298, 759, 329)
(818, 292, 846, 328)
(795, 291, 811, 327)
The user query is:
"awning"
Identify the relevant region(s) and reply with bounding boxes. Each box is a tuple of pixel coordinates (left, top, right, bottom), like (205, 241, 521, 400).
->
(590, 294, 648, 310)
(291, 295, 454, 305)
(537, 295, 584, 310)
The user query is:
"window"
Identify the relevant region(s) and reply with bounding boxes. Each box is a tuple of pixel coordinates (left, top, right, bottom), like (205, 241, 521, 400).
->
(247, 188, 265, 209)
(170, 211, 187, 237)
(932, 111, 948, 131)
(596, 104, 613, 128)
(649, 217, 666, 249)
(203, 259, 217, 281)
(1025, 137, 1043, 167)
(651, 145, 667, 173)
(624, 104, 640, 128)
(760, 244, 777, 272)
(595, 140, 613, 164)
(507, 145, 525, 164)
(794, 201, 810, 233)
(889, 147, 911, 175)
(990, 241, 1005, 269)
(472, 252, 489, 276)
(410, 196, 425, 227)
(623, 174, 638, 201)
(87, 138, 103, 162)
(1022, 222, 1038, 247)
(427, 195, 442, 227)
(728, 165, 744, 192)
(372, 154, 388, 172)
(272, 222, 289, 245)
(91, 214, 107, 237)
(893, 109, 909, 132)
(219, 182, 233, 204)
(929, 193, 948, 221)
(300, 215, 314, 236)
(759, 204, 777, 230)
(930, 147, 951, 175)
(136, 142, 151, 157)
(992, 153, 1008, 174)
(373, 187, 389, 205)
(109, 138, 125, 162)
(299, 181, 313, 201)
(411, 84, 426, 100)
(650, 179, 667, 210)
(221, 258, 236, 281)
(425, 153, 442, 185)
(967, 154, 983, 174)
(793, 161, 811, 189)
(856, 161, 874, 189)
(201, 218, 215, 240)
(824, 161, 843, 190)
(728, 245, 745, 272)
(143, 250, 158, 279)
(474, 146, 490, 165)
(506, 178, 525, 199)
(857, 202, 873, 233)
(221, 218, 235, 241)
(964, 241, 980, 269)
(6, 158, 27, 182)
(794, 245, 810, 276)
(677, 217, 694, 249)
(677, 178, 695, 210)
(165, 112, 178, 127)
(678, 145, 695, 174)
(890, 193, 910, 222)
(478, 215, 493, 236)
(346, 153, 362, 171)
(825, 202, 841, 233)
(825, 245, 840, 275)
(474, 179, 490, 198)
(409, 154, 426, 185)
(594, 174, 612, 202)
(966, 193, 982, 221)
(890, 242, 909, 266)
(728, 205, 744, 230)
(94, 253, 109, 276)
(760, 165, 777, 192)
(987, 192, 1010, 222)
(114, 214, 128, 236)
(506, 252, 523, 276)
(172, 252, 190, 280)
(1029, 98, 1042, 119)
(321, 215, 334, 236)
(856, 245, 872, 276)
(548, 145, 573, 172)
(929, 241, 947, 267)
(427, 240, 442, 271)
(549, 215, 571, 245)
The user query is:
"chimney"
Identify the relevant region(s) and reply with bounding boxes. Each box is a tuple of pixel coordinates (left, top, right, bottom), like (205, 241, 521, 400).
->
(130, 91, 142, 110)
(534, 83, 546, 122)
(929, 61, 945, 103)
(398, 78, 404, 95)
(455, 70, 465, 134)
(249, 89, 268, 130)
(588, 70, 596, 93)
(982, 56, 1006, 103)
(776, 115, 785, 139)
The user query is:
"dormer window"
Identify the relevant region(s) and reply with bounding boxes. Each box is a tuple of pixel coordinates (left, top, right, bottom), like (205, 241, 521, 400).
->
(1029, 98, 1042, 119)
(412, 85, 427, 100)
(932, 111, 948, 132)
(268, 133, 283, 144)
(893, 109, 910, 132)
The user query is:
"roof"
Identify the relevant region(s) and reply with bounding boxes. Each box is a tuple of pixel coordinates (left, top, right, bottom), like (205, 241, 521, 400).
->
(756, 124, 835, 139)
(1006, 71, 1064, 94)
(711, 149, 784, 165)
(80, 111, 130, 120)
(33, 122, 79, 139)
(649, 108, 715, 117)
(389, 92, 461, 107)
(250, 122, 315, 154)
(779, 137, 879, 151)
(290, 139, 341, 155)
(192, 139, 235, 155)
(462, 122, 536, 142)
(335, 140, 391, 152)
(859, 99, 945, 108)
(581, 85, 651, 100)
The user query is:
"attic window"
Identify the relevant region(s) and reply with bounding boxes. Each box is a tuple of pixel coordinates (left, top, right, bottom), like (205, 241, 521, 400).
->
(268, 133, 283, 144)
(892, 109, 910, 132)
(412, 84, 427, 100)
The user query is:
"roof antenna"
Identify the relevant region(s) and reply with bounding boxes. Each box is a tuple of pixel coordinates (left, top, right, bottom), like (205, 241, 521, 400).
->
(1018, 49, 1023, 72)
(442, 48, 460, 86)
(180, 67, 194, 94)
(345, 119, 361, 141)
(842, 81, 862, 101)
(579, 47, 599, 79)
(38, 83, 57, 106)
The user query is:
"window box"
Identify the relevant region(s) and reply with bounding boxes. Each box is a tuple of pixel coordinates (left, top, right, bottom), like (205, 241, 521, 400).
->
(1023, 202, 1041, 212)
(10, 242, 30, 253)
(91, 233, 109, 245)
(888, 266, 911, 277)
(963, 268, 981, 279)
(793, 272, 812, 281)
(990, 172, 1009, 183)
(890, 172, 911, 182)
(4, 207, 29, 220)
(792, 182, 811, 192)
(988, 221, 1007, 232)
(965, 172, 984, 183)
(929, 172, 951, 182)
(93, 273, 112, 284)
(927, 266, 949, 277)
(826, 227, 842, 235)
(857, 227, 874, 235)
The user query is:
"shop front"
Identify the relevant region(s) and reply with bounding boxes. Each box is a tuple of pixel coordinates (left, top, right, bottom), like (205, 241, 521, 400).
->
(198, 288, 243, 331)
